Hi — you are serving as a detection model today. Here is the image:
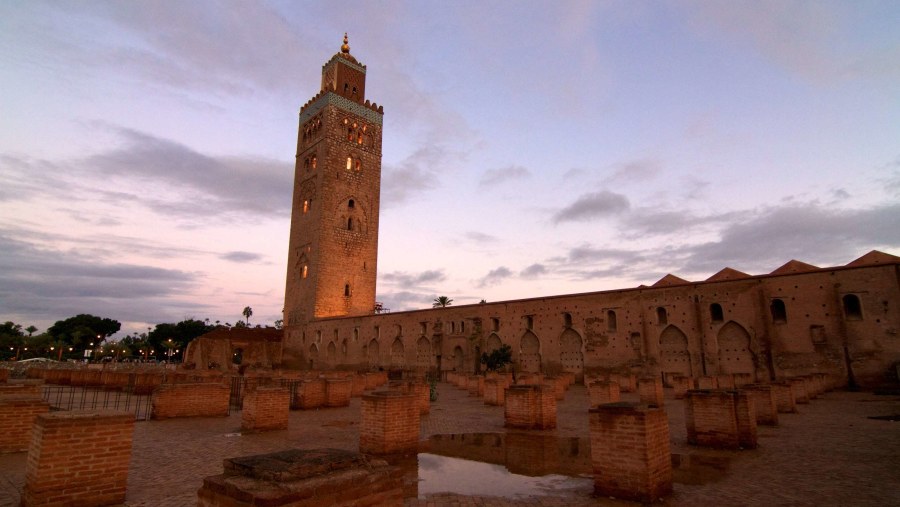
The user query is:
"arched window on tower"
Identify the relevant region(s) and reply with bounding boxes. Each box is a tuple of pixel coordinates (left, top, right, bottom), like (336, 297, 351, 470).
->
(301, 265, 308, 279)
(344, 284, 351, 297)
(347, 217, 353, 231)
(563, 313, 572, 328)
(607, 310, 617, 332)
(311, 155, 317, 169)
(656, 307, 667, 326)
(348, 199, 355, 209)
(770, 299, 787, 324)
(710, 303, 724, 322)
(346, 156, 352, 170)
(355, 159, 361, 171)
(302, 200, 309, 214)
(842, 294, 863, 320)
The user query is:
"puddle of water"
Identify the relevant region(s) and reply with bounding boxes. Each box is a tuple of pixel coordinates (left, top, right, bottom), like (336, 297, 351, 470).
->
(391, 433, 732, 500)
(414, 453, 591, 499)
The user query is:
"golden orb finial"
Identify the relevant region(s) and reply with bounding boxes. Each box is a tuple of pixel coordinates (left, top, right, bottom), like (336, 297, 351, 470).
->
(341, 33, 350, 53)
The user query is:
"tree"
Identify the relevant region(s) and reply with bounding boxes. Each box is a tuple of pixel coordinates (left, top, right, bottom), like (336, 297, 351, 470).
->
(242, 306, 253, 325)
(480, 344, 513, 372)
(48, 314, 121, 348)
(433, 296, 453, 308)
(25, 325, 38, 337)
(147, 319, 214, 361)
(0, 321, 25, 360)
(274, 319, 283, 330)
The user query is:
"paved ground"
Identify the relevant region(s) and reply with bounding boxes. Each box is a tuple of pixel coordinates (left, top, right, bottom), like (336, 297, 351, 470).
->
(1, 382, 899, 506)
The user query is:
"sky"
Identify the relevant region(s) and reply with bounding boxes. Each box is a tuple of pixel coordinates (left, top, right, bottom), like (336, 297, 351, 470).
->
(1, 0, 899, 339)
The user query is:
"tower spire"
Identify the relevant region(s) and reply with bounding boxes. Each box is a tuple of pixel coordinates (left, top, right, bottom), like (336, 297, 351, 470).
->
(341, 33, 350, 54)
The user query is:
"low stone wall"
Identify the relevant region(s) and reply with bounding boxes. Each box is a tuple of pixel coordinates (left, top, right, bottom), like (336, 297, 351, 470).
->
(151, 383, 229, 419)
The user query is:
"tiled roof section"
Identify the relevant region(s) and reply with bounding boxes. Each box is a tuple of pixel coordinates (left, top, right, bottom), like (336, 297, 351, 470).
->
(652, 274, 690, 287)
(706, 267, 751, 282)
(845, 250, 900, 267)
(770, 259, 820, 275)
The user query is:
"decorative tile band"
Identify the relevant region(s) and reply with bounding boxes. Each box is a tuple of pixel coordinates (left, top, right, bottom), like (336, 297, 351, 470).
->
(299, 93, 384, 125)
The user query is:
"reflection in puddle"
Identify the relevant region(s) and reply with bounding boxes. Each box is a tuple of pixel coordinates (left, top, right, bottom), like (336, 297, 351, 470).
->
(415, 453, 591, 499)
(392, 433, 731, 500)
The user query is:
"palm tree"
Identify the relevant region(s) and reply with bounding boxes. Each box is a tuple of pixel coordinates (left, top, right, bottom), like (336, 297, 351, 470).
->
(25, 325, 37, 337)
(432, 296, 453, 308)
(242, 306, 253, 325)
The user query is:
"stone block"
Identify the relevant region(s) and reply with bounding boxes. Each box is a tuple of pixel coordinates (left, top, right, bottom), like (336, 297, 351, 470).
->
(504, 384, 556, 430)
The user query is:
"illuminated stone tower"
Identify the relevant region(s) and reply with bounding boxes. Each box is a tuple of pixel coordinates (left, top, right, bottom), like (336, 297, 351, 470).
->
(284, 34, 383, 328)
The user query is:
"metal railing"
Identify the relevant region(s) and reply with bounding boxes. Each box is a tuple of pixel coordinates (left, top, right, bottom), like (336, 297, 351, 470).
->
(42, 385, 153, 421)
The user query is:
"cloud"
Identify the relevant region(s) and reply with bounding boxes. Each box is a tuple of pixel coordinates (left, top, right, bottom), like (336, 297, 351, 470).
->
(381, 146, 446, 207)
(620, 208, 742, 238)
(479, 165, 532, 187)
(465, 231, 498, 243)
(677, 202, 900, 274)
(605, 159, 660, 184)
(552, 191, 630, 223)
(567, 245, 644, 264)
(477, 266, 513, 288)
(520, 263, 547, 278)
(681, 1, 900, 83)
(0, 233, 205, 330)
(85, 127, 292, 219)
(20, 1, 323, 98)
(220, 251, 264, 263)
(380, 269, 446, 290)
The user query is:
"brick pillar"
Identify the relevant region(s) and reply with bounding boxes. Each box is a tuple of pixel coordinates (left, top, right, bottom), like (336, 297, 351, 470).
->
(716, 374, 735, 389)
(504, 385, 556, 430)
(743, 384, 779, 425)
(789, 377, 809, 404)
(241, 387, 289, 432)
(590, 403, 672, 503)
(483, 378, 505, 406)
(390, 381, 430, 414)
(360, 391, 419, 455)
(685, 390, 740, 449)
(638, 377, 664, 407)
(516, 373, 544, 386)
(671, 376, 691, 399)
(771, 382, 797, 413)
(802, 375, 818, 399)
(0, 395, 50, 453)
(612, 373, 636, 393)
(325, 378, 352, 407)
(588, 380, 620, 407)
(0, 368, 8, 383)
(292, 378, 326, 409)
(734, 390, 758, 449)
(23, 411, 134, 507)
(351, 374, 366, 397)
(696, 376, 718, 389)
(467, 375, 484, 397)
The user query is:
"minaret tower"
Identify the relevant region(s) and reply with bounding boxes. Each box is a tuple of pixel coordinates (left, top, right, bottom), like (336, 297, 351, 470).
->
(284, 34, 383, 329)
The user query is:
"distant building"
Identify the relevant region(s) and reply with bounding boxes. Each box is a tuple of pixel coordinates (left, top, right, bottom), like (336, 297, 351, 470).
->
(282, 37, 900, 388)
